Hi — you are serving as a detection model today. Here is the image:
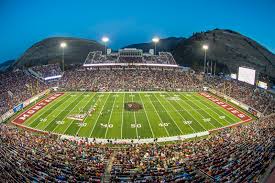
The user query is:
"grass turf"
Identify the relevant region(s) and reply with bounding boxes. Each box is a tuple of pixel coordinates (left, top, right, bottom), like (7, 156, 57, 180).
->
(20, 92, 244, 139)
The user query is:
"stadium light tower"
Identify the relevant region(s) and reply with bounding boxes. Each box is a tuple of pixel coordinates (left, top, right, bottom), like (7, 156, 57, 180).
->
(152, 37, 160, 55)
(102, 36, 109, 55)
(60, 42, 67, 72)
(202, 44, 209, 74)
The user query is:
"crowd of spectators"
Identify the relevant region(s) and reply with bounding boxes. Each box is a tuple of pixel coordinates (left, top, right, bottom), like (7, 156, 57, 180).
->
(30, 64, 62, 78)
(110, 115, 274, 182)
(206, 76, 275, 115)
(0, 65, 274, 182)
(0, 70, 47, 115)
(0, 125, 112, 182)
(84, 51, 177, 65)
(0, 114, 273, 182)
(59, 68, 202, 92)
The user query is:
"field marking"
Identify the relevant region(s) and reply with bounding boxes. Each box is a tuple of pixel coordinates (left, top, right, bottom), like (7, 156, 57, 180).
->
(25, 93, 68, 127)
(74, 94, 98, 136)
(166, 93, 208, 131)
(89, 93, 111, 138)
(41, 94, 84, 131)
(75, 93, 99, 135)
(192, 94, 235, 125)
(29, 104, 229, 114)
(138, 93, 155, 138)
(131, 93, 139, 139)
(153, 93, 184, 135)
(199, 92, 252, 122)
(194, 94, 240, 123)
(146, 93, 170, 137)
(180, 93, 225, 127)
(59, 93, 96, 134)
(53, 94, 88, 133)
(120, 93, 125, 139)
(160, 93, 197, 134)
(34, 95, 79, 130)
(104, 94, 118, 138)
(177, 93, 216, 129)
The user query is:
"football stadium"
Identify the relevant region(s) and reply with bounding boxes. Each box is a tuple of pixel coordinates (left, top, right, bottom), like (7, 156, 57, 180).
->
(1, 1, 275, 183)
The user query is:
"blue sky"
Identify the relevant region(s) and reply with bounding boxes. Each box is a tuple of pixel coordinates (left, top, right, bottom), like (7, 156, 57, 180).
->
(0, 0, 274, 62)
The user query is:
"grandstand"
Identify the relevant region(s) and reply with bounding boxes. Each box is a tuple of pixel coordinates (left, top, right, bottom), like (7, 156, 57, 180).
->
(83, 48, 177, 67)
(0, 48, 274, 182)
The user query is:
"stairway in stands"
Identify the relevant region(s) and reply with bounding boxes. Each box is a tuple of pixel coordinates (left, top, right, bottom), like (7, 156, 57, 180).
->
(102, 151, 117, 183)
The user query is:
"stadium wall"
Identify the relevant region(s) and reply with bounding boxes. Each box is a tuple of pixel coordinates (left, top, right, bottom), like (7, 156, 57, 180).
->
(0, 89, 51, 123)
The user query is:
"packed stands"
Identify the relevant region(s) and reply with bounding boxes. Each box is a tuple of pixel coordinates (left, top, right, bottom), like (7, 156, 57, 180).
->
(0, 71, 47, 115)
(0, 50, 274, 182)
(84, 49, 177, 65)
(29, 64, 62, 79)
(206, 76, 275, 115)
(0, 114, 273, 182)
(58, 68, 202, 92)
(0, 125, 112, 182)
(110, 115, 274, 182)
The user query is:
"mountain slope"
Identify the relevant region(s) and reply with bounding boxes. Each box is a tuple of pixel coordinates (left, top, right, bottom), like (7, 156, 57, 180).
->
(173, 29, 275, 77)
(13, 37, 104, 68)
(0, 60, 15, 72)
(123, 37, 185, 52)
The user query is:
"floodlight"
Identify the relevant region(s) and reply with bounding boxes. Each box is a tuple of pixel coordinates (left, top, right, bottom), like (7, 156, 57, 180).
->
(152, 37, 160, 43)
(202, 45, 208, 50)
(60, 42, 67, 48)
(102, 37, 109, 43)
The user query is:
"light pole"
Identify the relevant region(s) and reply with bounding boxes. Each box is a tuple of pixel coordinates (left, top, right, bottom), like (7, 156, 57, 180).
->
(102, 36, 109, 55)
(152, 37, 160, 55)
(60, 42, 67, 72)
(202, 45, 208, 74)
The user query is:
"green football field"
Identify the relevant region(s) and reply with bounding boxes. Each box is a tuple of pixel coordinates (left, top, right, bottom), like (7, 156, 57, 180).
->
(19, 92, 246, 140)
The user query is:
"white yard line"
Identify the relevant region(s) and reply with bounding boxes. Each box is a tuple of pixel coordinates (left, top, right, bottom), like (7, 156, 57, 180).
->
(190, 95, 233, 125)
(54, 94, 88, 133)
(104, 94, 118, 138)
(120, 93, 125, 139)
(131, 93, 139, 138)
(138, 93, 155, 138)
(166, 93, 208, 131)
(89, 93, 111, 138)
(160, 93, 197, 133)
(180, 94, 217, 128)
(41, 93, 83, 131)
(44, 104, 231, 115)
(194, 94, 238, 122)
(75, 94, 98, 136)
(147, 94, 170, 136)
(26, 94, 68, 127)
(153, 93, 184, 135)
(179, 93, 222, 128)
(60, 93, 96, 134)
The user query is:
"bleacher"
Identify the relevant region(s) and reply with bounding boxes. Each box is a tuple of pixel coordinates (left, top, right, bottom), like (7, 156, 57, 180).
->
(83, 49, 178, 66)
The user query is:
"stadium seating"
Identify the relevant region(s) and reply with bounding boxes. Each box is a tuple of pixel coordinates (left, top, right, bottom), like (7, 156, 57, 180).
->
(0, 115, 273, 182)
(0, 55, 274, 182)
(206, 76, 275, 115)
(29, 64, 62, 78)
(0, 71, 47, 115)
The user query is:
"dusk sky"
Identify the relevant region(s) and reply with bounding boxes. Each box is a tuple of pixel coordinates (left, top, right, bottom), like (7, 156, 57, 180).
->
(0, 0, 274, 62)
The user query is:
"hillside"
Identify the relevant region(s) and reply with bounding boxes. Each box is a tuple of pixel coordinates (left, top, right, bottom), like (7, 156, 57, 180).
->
(173, 29, 275, 77)
(3, 29, 275, 78)
(0, 60, 15, 72)
(13, 37, 104, 68)
(124, 37, 185, 52)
